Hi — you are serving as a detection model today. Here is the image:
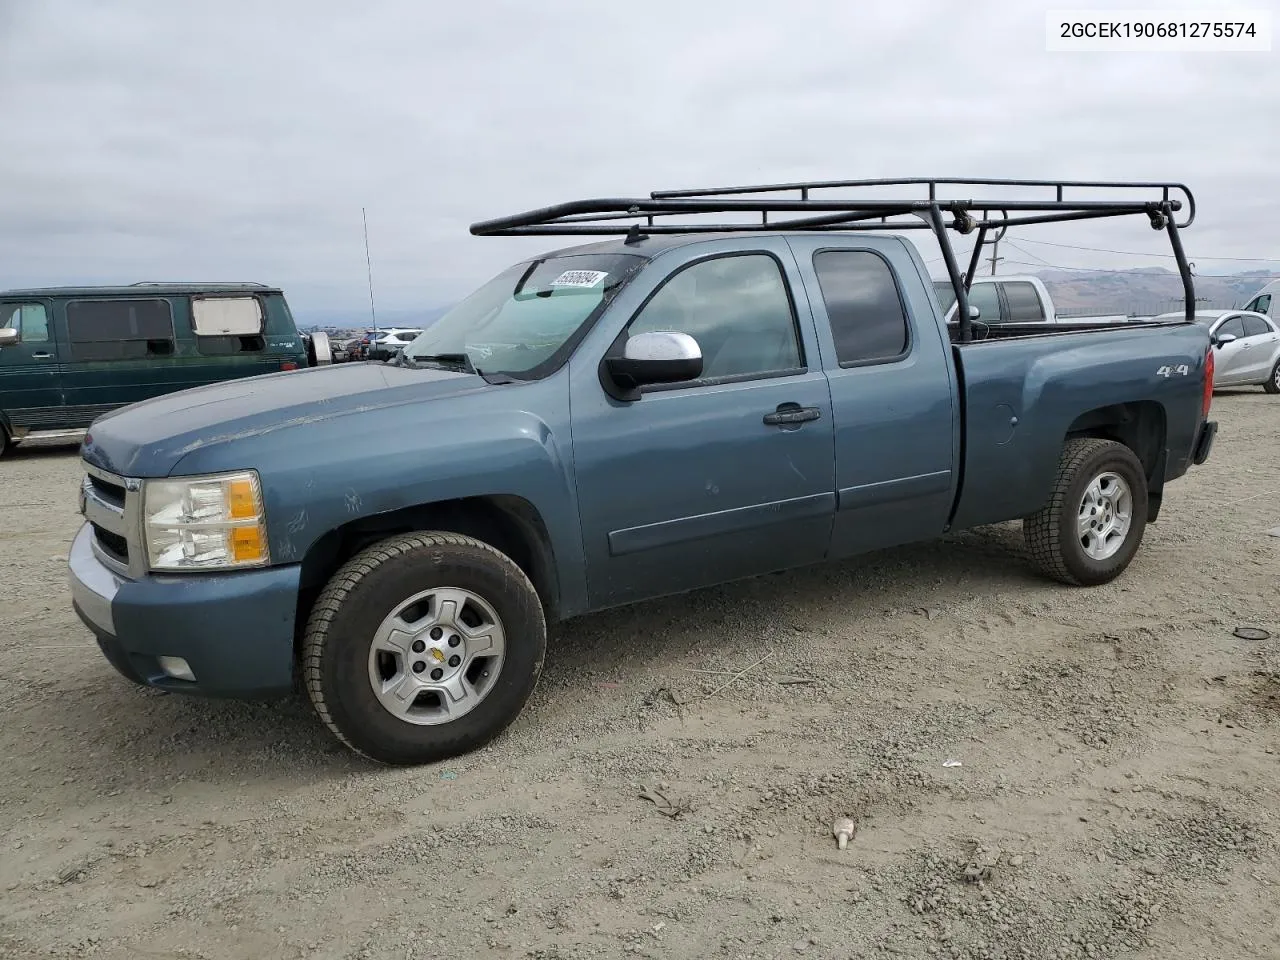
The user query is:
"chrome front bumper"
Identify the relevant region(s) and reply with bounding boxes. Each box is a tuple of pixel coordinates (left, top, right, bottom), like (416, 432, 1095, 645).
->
(69, 523, 122, 636)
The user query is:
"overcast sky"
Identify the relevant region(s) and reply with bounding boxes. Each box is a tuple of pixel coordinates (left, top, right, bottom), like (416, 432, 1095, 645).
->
(1, 0, 1276, 321)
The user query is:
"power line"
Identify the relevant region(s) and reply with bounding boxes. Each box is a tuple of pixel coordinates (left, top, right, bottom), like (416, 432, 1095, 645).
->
(1014, 237, 1280, 263)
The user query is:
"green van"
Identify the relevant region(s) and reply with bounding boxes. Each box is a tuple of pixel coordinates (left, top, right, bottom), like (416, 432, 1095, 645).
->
(0, 283, 316, 456)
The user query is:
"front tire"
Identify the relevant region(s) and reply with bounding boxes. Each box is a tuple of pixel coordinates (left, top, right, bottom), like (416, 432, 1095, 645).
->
(1265, 358, 1280, 395)
(302, 532, 546, 764)
(1024, 438, 1148, 586)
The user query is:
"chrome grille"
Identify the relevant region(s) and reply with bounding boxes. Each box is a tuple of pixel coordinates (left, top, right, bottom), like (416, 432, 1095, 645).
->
(81, 463, 144, 578)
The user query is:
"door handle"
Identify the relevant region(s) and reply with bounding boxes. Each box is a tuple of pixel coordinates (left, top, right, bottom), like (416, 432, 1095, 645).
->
(31, 351, 53, 359)
(763, 403, 822, 426)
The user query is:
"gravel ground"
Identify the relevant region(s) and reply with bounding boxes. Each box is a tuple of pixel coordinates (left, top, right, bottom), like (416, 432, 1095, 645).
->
(1, 392, 1277, 960)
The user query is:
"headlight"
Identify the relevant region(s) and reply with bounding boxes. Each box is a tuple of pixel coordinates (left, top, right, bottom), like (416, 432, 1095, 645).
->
(143, 471, 270, 571)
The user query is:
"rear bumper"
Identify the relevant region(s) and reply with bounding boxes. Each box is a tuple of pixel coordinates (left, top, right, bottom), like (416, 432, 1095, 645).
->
(1192, 420, 1217, 466)
(69, 523, 301, 698)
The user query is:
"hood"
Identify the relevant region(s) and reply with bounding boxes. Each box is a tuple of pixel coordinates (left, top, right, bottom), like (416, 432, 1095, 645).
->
(81, 362, 489, 477)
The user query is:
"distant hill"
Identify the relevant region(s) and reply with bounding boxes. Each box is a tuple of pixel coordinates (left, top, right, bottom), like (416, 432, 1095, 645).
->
(931, 265, 1275, 318)
(1035, 267, 1274, 318)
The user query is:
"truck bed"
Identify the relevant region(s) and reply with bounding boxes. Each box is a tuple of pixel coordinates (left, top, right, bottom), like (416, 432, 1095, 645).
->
(945, 318, 1211, 531)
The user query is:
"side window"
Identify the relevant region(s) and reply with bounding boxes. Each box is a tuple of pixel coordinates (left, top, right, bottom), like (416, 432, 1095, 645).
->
(1242, 314, 1271, 338)
(191, 297, 266, 355)
(967, 283, 1002, 324)
(1002, 282, 1047, 322)
(66, 299, 175, 361)
(1217, 315, 1246, 340)
(1244, 294, 1271, 315)
(0, 303, 50, 343)
(812, 251, 908, 365)
(627, 253, 801, 381)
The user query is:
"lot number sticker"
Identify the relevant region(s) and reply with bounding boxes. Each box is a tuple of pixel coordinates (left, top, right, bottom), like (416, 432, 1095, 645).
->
(550, 270, 609, 288)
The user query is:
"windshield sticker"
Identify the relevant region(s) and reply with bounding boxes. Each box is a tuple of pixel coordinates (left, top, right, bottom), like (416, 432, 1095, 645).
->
(549, 269, 609, 289)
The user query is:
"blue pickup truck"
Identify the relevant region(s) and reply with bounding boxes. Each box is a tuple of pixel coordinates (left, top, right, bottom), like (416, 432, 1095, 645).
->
(69, 178, 1218, 764)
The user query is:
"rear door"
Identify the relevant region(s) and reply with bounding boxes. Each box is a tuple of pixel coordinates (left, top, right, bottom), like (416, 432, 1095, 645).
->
(788, 238, 958, 557)
(188, 294, 296, 382)
(0, 299, 64, 432)
(1238, 314, 1279, 382)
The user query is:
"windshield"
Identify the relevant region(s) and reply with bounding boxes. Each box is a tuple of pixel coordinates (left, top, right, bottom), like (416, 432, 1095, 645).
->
(405, 253, 644, 378)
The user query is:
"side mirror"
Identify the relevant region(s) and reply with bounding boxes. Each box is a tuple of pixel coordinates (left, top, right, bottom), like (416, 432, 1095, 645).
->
(1213, 333, 1237, 348)
(968, 305, 981, 320)
(0, 328, 17, 347)
(605, 331, 703, 396)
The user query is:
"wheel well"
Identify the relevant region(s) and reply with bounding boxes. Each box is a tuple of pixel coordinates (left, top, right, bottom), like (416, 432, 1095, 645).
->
(295, 495, 560, 639)
(1065, 400, 1167, 519)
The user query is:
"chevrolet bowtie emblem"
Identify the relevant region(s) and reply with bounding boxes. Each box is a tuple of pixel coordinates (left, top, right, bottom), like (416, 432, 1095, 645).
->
(429, 648, 446, 663)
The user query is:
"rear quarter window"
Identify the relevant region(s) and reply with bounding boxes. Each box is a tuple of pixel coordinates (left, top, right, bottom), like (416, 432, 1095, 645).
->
(191, 296, 264, 336)
(812, 250, 909, 366)
(1002, 282, 1046, 322)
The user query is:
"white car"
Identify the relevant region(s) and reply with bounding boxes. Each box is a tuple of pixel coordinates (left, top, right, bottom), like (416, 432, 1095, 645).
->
(368, 328, 423, 361)
(1152, 309, 1280, 393)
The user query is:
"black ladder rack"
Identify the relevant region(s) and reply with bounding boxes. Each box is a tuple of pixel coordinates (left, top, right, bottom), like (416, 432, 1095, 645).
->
(469, 177, 1197, 342)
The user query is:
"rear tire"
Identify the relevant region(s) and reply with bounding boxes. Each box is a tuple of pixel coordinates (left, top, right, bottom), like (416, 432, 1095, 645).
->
(1024, 438, 1148, 586)
(1265, 358, 1280, 395)
(302, 532, 546, 765)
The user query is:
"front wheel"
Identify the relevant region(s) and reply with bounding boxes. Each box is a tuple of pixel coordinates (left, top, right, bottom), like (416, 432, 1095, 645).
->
(1024, 438, 1149, 586)
(1265, 358, 1280, 395)
(302, 532, 546, 764)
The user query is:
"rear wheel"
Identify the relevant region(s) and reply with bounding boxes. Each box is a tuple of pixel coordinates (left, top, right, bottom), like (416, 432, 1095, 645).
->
(302, 532, 546, 764)
(1024, 438, 1148, 586)
(1265, 358, 1280, 395)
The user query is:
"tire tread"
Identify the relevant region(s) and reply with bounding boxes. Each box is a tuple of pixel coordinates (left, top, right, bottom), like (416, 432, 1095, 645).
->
(1024, 438, 1133, 586)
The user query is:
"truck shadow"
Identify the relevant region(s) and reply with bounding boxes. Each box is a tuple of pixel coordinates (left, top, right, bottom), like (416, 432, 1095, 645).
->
(543, 522, 1036, 688)
(58, 523, 1036, 786)
(4, 440, 83, 460)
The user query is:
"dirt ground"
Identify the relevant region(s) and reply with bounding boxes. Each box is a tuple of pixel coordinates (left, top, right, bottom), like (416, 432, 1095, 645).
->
(1, 392, 1277, 960)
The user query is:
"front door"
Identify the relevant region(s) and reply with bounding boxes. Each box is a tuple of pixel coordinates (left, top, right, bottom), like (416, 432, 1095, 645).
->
(0, 300, 63, 432)
(1211, 315, 1250, 385)
(570, 243, 836, 609)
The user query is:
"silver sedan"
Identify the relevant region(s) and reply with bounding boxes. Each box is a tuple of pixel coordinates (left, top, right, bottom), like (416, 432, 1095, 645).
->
(1153, 309, 1280, 393)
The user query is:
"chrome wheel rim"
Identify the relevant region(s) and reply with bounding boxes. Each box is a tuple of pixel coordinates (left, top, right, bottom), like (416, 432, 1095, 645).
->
(367, 587, 506, 725)
(1273, 364, 1280, 389)
(1077, 471, 1132, 562)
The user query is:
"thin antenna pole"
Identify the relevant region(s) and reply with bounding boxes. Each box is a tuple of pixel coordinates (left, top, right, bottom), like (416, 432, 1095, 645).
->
(362, 207, 378, 331)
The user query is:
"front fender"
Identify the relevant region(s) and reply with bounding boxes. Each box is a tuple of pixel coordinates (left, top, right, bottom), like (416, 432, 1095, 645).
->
(169, 381, 588, 616)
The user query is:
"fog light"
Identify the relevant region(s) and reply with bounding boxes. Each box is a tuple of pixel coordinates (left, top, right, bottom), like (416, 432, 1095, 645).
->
(157, 656, 196, 682)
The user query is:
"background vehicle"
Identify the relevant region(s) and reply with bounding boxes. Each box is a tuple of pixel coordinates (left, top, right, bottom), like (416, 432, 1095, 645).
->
(67, 178, 1217, 766)
(1150, 308, 1280, 393)
(1241, 278, 1278, 323)
(367, 328, 424, 361)
(0, 283, 316, 457)
(933, 274, 1131, 326)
